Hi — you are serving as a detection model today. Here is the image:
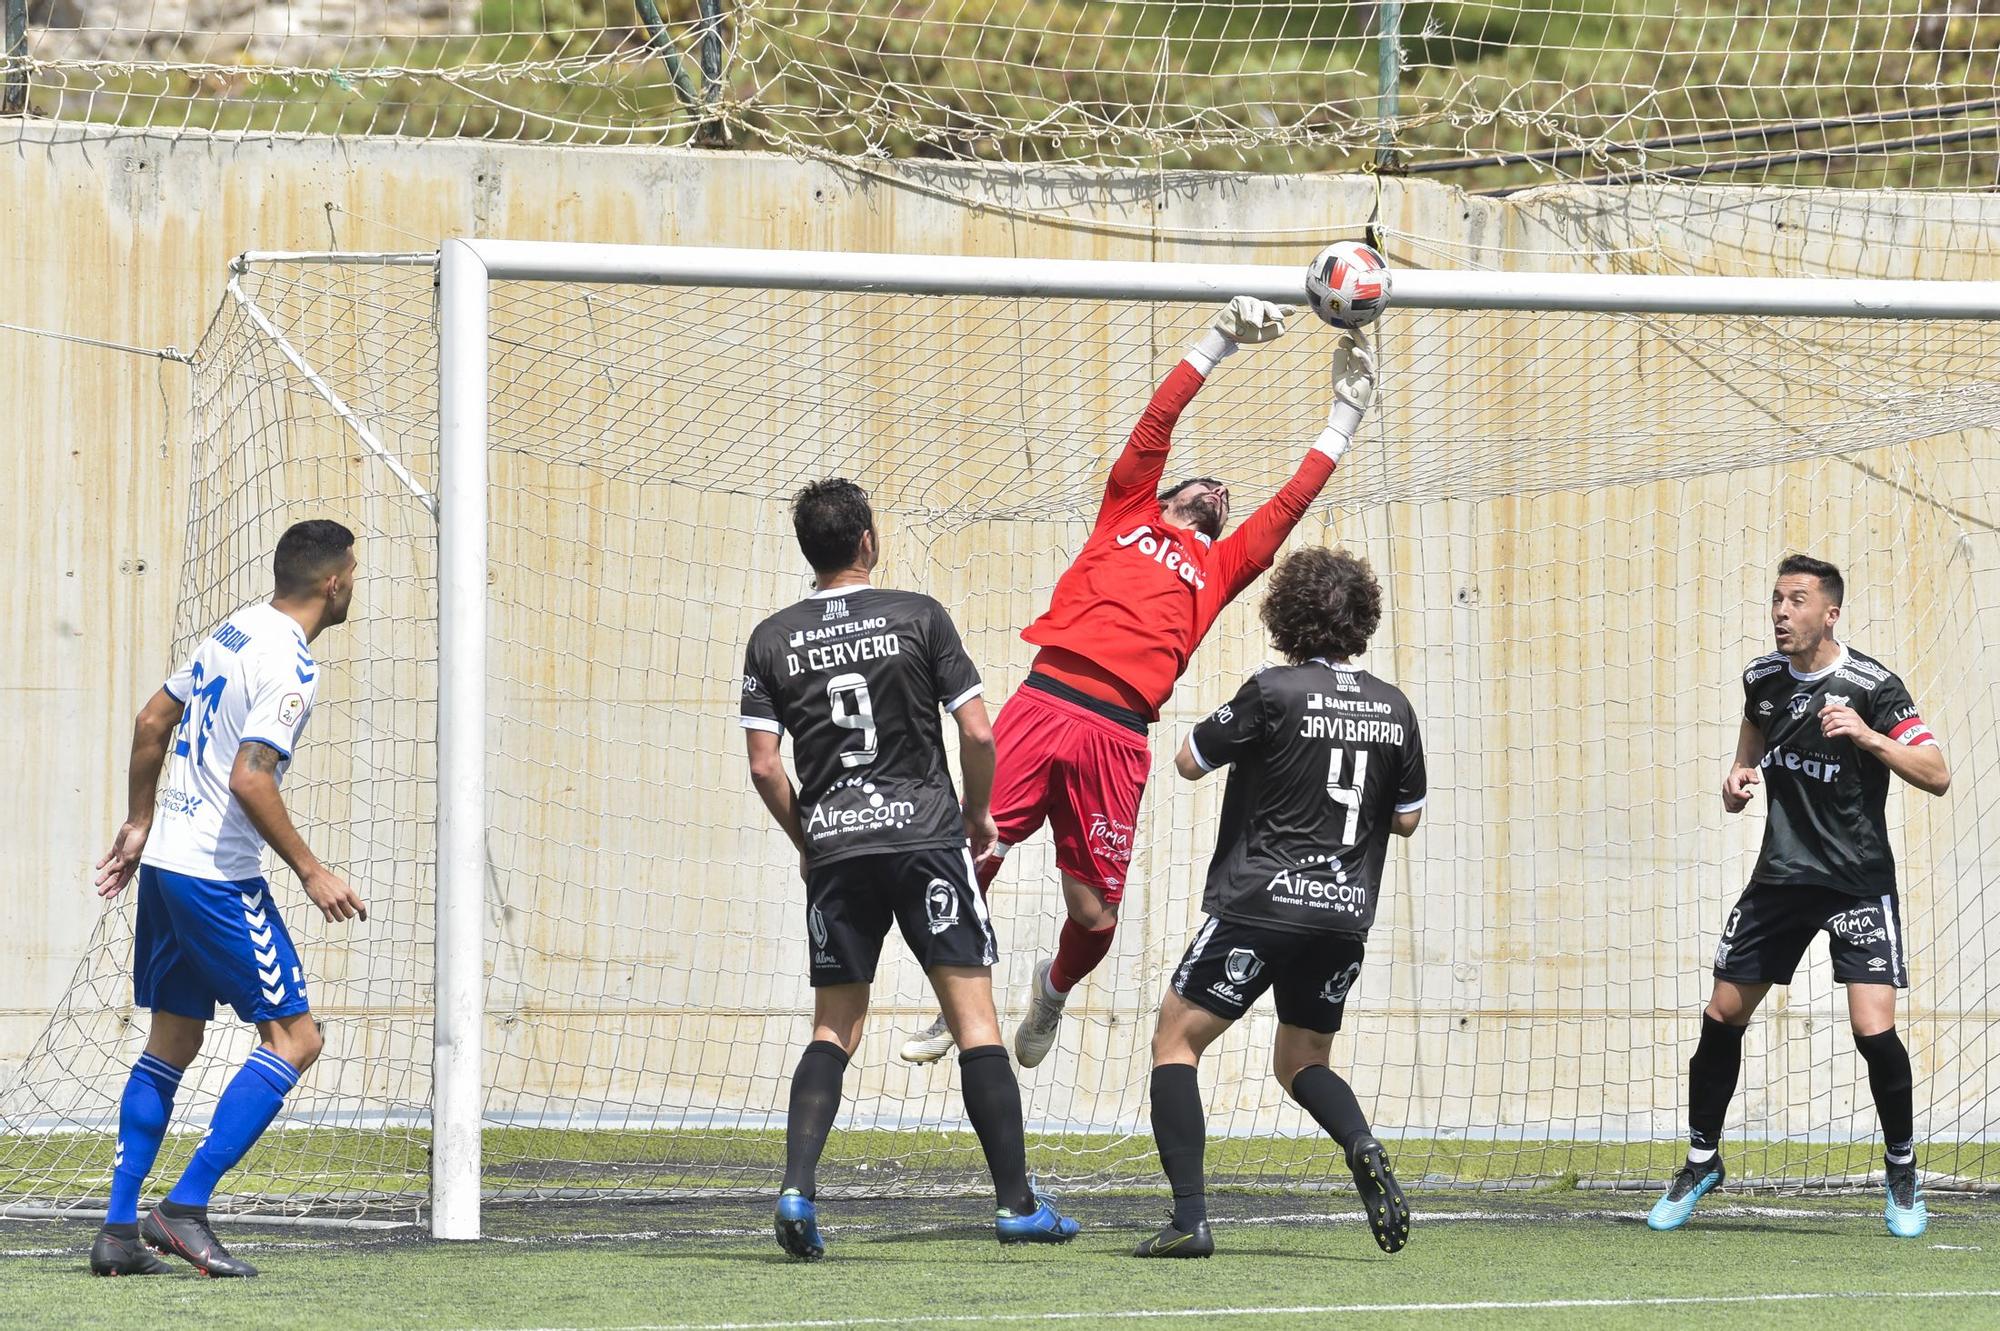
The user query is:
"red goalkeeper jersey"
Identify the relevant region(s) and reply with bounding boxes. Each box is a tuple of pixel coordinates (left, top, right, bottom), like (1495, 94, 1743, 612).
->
(1021, 359, 1338, 720)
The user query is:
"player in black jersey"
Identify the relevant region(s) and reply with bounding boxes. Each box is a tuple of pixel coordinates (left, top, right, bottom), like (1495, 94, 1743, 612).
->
(1648, 555, 1950, 1238)
(1132, 548, 1425, 1259)
(741, 479, 1078, 1259)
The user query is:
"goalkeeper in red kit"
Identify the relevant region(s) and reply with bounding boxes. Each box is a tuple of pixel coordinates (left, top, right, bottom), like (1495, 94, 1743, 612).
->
(900, 296, 1379, 1068)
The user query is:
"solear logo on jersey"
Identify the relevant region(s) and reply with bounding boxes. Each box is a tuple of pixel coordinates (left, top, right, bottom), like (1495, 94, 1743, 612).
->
(924, 879, 960, 934)
(1760, 747, 1843, 782)
(1112, 524, 1208, 590)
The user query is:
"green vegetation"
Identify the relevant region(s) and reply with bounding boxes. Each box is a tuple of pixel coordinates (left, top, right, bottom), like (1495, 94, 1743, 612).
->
(14, 0, 2000, 189)
(4, 1191, 1999, 1330)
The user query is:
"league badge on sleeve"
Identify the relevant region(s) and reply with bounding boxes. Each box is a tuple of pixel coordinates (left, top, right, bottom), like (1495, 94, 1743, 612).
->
(279, 693, 305, 727)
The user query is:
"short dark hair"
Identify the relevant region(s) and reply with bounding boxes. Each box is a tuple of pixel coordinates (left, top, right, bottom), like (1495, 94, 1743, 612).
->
(1261, 547, 1382, 664)
(1776, 553, 1844, 606)
(1159, 476, 1225, 505)
(792, 478, 875, 574)
(273, 519, 355, 598)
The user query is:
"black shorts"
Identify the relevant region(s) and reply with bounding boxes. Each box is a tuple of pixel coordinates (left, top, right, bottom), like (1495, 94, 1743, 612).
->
(1713, 881, 1907, 988)
(804, 846, 996, 987)
(1170, 916, 1366, 1034)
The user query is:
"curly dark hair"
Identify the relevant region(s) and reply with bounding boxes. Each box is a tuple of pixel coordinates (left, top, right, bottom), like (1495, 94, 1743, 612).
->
(1261, 547, 1382, 664)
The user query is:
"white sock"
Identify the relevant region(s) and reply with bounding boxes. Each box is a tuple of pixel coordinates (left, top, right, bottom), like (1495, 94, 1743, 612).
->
(1686, 1146, 1717, 1164)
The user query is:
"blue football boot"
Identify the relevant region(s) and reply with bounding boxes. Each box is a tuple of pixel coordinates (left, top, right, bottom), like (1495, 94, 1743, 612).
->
(1646, 1154, 1725, 1231)
(1885, 1161, 1928, 1239)
(775, 1188, 825, 1261)
(996, 1192, 1079, 1245)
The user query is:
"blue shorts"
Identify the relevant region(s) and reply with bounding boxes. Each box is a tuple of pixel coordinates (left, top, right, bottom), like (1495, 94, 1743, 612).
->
(134, 865, 311, 1023)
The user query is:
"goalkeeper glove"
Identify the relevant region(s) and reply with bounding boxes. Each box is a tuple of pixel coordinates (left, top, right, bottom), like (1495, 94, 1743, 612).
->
(1188, 296, 1294, 374)
(1313, 328, 1375, 463)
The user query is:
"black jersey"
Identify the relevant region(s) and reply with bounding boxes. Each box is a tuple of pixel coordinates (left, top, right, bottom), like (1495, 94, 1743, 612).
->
(1188, 659, 1425, 936)
(740, 586, 983, 867)
(1740, 645, 1937, 897)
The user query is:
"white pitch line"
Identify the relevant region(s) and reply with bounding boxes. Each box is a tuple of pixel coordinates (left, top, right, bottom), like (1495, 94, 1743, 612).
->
(472, 1290, 2000, 1331)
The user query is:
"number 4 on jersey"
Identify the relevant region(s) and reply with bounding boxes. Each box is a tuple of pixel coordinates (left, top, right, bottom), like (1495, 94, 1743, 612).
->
(1326, 747, 1369, 846)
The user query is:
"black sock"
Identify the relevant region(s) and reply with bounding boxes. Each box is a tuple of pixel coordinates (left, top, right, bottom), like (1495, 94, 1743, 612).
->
(1290, 1064, 1372, 1158)
(1687, 1014, 1747, 1156)
(1853, 1027, 1915, 1162)
(156, 1199, 206, 1220)
(780, 1040, 849, 1199)
(1149, 1064, 1207, 1231)
(101, 1221, 139, 1240)
(958, 1045, 1036, 1216)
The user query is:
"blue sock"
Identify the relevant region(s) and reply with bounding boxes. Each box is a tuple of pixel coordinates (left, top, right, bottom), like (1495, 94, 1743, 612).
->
(166, 1048, 299, 1209)
(106, 1052, 185, 1226)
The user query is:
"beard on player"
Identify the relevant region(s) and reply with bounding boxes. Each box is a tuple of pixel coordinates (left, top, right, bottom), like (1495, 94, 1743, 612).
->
(1158, 476, 1230, 540)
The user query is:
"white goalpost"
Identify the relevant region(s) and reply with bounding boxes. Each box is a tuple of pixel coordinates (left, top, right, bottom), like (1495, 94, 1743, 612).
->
(6, 241, 2000, 1242)
(423, 240, 2000, 1238)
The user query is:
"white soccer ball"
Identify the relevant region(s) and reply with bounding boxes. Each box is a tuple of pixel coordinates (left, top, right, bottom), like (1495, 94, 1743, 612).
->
(1304, 240, 1391, 329)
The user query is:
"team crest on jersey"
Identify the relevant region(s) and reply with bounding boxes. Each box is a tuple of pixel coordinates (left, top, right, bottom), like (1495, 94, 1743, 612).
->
(1825, 693, 1849, 709)
(924, 878, 960, 935)
(279, 692, 305, 727)
(1224, 948, 1263, 986)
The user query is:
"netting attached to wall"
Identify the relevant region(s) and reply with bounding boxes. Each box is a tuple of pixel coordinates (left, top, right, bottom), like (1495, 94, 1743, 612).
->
(2, 252, 1997, 1218)
(8, 2, 2000, 188)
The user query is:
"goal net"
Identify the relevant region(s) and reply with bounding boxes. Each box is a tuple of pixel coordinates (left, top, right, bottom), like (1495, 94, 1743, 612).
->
(4, 247, 1999, 1227)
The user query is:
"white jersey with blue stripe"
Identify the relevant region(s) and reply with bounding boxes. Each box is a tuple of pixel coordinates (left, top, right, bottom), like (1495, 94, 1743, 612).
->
(143, 603, 320, 881)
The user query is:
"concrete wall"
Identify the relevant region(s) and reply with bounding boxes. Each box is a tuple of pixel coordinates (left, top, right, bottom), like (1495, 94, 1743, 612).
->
(4, 127, 1998, 1191)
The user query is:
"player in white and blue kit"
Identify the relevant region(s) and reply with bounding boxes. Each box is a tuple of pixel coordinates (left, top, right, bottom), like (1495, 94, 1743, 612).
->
(88, 520, 366, 1278)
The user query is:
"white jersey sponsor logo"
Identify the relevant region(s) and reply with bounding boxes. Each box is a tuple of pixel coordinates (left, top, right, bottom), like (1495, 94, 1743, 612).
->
(144, 604, 319, 882)
(1112, 524, 1208, 590)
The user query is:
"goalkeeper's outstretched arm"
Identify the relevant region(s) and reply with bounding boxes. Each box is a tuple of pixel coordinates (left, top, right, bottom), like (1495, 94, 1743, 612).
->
(1098, 297, 1292, 526)
(1213, 328, 1376, 598)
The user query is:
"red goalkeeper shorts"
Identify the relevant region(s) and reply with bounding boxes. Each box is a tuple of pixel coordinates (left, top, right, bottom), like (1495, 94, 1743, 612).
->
(987, 675, 1151, 903)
